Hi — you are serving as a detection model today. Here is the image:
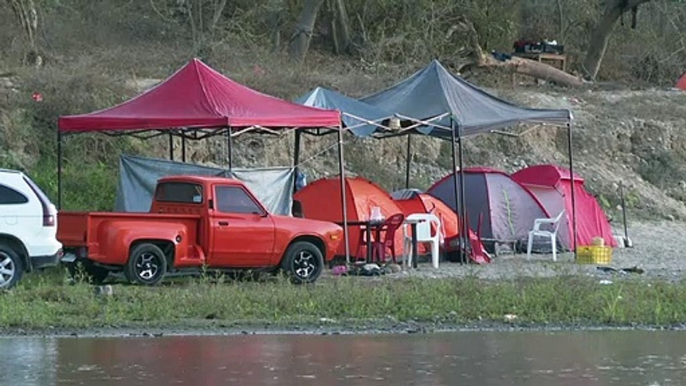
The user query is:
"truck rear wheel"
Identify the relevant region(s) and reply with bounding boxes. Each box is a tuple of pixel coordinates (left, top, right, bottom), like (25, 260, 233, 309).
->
(280, 241, 324, 284)
(125, 243, 167, 286)
(0, 243, 23, 290)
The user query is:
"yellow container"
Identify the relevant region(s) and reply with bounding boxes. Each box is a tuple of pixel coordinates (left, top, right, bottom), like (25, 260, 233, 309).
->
(576, 245, 612, 265)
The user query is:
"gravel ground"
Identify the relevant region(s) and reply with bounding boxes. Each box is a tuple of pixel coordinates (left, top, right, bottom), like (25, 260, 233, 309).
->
(383, 221, 686, 283)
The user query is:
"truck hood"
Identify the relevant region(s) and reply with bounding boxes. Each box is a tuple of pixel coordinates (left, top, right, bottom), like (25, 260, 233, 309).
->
(271, 215, 343, 234)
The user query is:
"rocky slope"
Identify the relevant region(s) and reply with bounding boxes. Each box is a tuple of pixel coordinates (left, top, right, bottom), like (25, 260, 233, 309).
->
(205, 86, 686, 220)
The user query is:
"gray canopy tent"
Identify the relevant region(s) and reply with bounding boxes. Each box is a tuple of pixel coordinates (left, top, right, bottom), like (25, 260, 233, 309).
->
(295, 87, 394, 138)
(361, 60, 575, 259)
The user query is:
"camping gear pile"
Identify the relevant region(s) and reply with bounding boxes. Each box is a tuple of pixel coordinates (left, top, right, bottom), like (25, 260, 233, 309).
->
(513, 39, 564, 54)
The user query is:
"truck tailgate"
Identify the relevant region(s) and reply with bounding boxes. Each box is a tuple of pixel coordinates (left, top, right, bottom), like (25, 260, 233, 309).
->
(57, 211, 90, 247)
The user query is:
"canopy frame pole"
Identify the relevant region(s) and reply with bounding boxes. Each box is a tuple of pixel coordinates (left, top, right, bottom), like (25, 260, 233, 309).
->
(57, 130, 63, 210)
(405, 135, 412, 189)
(449, 118, 464, 264)
(227, 128, 233, 171)
(294, 130, 302, 166)
(168, 132, 174, 161)
(567, 120, 578, 258)
(458, 124, 469, 265)
(337, 126, 350, 265)
(620, 181, 629, 244)
(181, 134, 187, 163)
(293, 130, 302, 193)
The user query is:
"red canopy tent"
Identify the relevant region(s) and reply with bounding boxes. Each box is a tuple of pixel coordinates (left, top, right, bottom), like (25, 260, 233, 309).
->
(58, 58, 340, 132)
(57, 59, 355, 259)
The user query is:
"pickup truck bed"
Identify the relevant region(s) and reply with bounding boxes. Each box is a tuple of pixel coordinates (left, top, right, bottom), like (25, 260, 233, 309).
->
(58, 211, 205, 268)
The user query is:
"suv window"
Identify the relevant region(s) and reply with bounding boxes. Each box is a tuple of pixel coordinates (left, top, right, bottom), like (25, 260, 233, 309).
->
(0, 184, 29, 205)
(155, 182, 203, 204)
(215, 186, 263, 214)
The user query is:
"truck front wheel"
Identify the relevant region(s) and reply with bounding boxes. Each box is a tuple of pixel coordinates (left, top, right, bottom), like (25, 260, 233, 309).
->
(125, 243, 168, 286)
(281, 241, 324, 284)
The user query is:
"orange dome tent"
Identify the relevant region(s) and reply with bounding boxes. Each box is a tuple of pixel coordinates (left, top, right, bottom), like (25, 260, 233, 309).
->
(294, 176, 406, 260)
(393, 190, 490, 264)
(394, 193, 459, 240)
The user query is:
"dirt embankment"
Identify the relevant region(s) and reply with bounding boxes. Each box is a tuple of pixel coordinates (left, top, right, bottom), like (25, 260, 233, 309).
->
(3, 68, 686, 220)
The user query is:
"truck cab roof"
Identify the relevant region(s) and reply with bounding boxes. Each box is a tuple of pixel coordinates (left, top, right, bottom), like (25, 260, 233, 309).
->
(157, 175, 244, 186)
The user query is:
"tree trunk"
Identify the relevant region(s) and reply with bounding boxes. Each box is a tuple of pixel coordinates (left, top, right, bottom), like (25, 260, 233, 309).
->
(331, 0, 352, 54)
(7, 0, 41, 66)
(267, 0, 285, 53)
(583, 0, 654, 80)
(289, 0, 326, 62)
(209, 0, 228, 36)
(556, 0, 564, 42)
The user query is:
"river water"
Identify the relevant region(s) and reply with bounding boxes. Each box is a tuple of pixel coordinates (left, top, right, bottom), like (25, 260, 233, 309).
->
(1, 330, 685, 385)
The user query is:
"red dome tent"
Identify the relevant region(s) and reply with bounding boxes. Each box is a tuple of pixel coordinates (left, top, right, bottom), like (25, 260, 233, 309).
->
(427, 167, 550, 252)
(511, 164, 617, 250)
(677, 72, 686, 91)
(294, 177, 405, 259)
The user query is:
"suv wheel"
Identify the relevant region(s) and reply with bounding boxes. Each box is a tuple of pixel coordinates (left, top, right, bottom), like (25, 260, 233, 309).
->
(281, 241, 324, 284)
(0, 243, 23, 290)
(125, 243, 167, 286)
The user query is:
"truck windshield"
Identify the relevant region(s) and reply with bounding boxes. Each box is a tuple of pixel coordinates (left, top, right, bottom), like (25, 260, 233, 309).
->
(156, 182, 203, 204)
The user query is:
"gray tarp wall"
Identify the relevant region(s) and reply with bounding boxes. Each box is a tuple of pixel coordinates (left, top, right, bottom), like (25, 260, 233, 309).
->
(115, 154, 295, 215)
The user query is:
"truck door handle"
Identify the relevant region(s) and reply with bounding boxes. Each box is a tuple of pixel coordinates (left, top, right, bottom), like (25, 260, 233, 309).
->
(218, 221, 229, 226)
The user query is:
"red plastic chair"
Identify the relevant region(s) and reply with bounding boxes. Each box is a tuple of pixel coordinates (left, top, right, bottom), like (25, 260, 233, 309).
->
(371, 213, 405, 264)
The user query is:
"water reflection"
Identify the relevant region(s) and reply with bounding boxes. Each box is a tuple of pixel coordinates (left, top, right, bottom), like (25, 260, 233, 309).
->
(1, 330, 684, 385)
(0, 338, 57, 386)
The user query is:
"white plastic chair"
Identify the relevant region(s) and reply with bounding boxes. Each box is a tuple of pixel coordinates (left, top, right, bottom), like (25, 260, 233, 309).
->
(402, 213, 442, 269)
(526, 210, 565, 261)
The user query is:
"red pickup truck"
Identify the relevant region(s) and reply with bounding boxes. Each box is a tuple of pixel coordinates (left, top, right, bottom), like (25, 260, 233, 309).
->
(57, 175, 343, 285)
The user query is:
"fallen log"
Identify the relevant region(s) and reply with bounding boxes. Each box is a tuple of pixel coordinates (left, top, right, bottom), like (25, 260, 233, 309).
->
(447, 18, 590, 88)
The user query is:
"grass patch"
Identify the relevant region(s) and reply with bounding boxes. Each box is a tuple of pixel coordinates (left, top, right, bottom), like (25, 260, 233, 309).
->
(2, 269, 686, 331)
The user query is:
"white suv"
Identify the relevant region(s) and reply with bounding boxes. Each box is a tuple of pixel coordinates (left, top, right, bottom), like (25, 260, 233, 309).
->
(0, 169, 62, 288)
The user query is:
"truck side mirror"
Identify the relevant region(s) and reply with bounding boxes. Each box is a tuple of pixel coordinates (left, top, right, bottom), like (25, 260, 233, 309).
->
(208, 199, 214, 210)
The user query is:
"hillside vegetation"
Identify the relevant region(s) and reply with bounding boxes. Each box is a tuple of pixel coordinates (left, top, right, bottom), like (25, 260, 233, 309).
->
(1, 0, 686, 220)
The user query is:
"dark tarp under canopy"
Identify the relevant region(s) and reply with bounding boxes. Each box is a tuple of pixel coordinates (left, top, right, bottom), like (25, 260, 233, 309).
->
(295, 87, 393, 137)
(361, 60, 571, 137)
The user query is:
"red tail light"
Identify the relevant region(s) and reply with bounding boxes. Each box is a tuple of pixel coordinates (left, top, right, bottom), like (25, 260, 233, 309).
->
(43, 214, 55, 227)
(23, 176, 55, 227)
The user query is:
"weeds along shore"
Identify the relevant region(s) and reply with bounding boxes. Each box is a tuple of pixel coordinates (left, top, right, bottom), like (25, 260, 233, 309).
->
(1, 267, 685, 332)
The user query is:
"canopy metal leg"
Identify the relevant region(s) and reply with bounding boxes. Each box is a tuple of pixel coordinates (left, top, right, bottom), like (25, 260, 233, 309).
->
(168, 132, 174, 161)
(227, 128, 233, 171)
(337, 127, 350, 264)
(57, 130, 63, 210)
(458, 127, 469, 264)
(450, 119, 464, 264)
(405, 135, 412, 189)
(293, 130, 302, 193)
(181, 135, 187, 163)
(568, 121, 578, 257)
